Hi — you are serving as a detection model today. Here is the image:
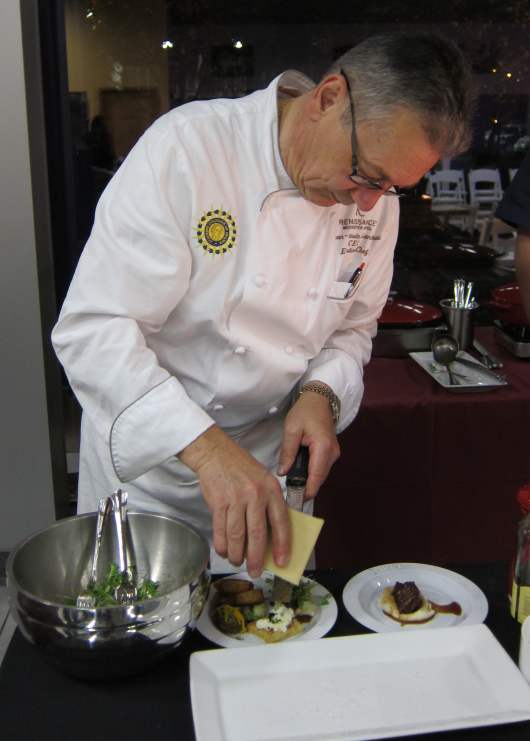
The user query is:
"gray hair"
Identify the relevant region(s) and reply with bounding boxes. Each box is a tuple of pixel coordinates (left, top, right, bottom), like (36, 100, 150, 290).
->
(327, 32, 474, 157)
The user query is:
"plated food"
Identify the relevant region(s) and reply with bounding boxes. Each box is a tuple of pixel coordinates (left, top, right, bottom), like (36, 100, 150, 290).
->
(380, 580, 461, 625)
(197, 572, 338, 647)
(342, 563, 488, 633)
(212, 576, 321, 643)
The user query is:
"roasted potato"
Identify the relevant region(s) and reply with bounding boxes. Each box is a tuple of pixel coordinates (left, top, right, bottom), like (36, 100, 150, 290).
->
(231, 588, 265, 606)
(213, 578, 253, 595)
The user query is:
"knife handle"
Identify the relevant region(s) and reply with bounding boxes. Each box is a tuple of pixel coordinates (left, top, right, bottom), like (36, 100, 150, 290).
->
(472, 339, 503, 369)
(286, 446, 309, 488)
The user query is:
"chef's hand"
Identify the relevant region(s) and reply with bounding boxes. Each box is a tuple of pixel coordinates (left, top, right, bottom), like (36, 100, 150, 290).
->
(277, 387, 340, 499)
(178, 425, 290, 578)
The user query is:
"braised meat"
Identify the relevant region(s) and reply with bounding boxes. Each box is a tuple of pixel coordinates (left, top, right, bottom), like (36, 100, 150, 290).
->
(391, 581, 423, 614)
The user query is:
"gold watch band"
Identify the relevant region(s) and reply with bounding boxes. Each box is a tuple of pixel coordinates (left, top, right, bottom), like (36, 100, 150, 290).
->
(299, 382, 341, 424)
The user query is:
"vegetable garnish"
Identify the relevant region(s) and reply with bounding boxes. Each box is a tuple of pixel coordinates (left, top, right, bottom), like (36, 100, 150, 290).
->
(78, 563, 159, 607)
(211, 575, 323, 642)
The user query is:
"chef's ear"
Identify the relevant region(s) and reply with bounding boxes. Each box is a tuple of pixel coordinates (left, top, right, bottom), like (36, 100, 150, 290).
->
(310, 75, 346, 119)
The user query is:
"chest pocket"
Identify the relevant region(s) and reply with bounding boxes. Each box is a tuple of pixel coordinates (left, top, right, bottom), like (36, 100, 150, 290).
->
(327, 258, 366, 302)
(327, 281, 353, 301)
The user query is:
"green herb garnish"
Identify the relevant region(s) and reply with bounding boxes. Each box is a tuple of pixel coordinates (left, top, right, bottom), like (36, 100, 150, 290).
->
(136, 578, 159, 601)
(81, 563, 159, 607)
(291, 579, 331, 608)
(291, 578, 314, 609)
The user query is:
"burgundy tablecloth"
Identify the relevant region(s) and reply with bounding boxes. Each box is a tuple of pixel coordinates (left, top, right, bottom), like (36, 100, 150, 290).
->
(315, 327, 530, 568)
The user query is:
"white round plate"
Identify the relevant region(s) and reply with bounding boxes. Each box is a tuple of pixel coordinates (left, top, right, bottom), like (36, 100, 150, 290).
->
(342, 563, 489, 632)
(197, 572, 338, 648)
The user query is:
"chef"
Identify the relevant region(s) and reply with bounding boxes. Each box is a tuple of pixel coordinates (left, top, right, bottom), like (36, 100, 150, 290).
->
(496, 150, 530, 323)
(52, 31, 473, 577)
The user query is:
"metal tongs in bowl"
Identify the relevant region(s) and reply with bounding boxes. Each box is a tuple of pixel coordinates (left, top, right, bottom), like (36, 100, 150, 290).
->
(111, 489, 138, 605)
(76, 496, 111, 609)
(76, 489, 137, 608)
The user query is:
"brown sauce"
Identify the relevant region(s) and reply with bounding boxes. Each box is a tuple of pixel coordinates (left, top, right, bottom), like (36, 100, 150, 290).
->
(383, 600, 462, 626)
(430, 600, 462, 616)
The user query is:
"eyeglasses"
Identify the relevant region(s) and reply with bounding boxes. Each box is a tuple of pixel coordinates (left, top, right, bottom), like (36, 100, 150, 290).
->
(340, 69, 404, 198)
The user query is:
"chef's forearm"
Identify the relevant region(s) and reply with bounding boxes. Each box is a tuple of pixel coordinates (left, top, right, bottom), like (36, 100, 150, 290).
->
(178, 424, 230, 472)
(516, 229, 530, 324)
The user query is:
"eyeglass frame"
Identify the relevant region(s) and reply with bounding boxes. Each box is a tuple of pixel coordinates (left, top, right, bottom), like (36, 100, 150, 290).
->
(340, 68, 405, 198)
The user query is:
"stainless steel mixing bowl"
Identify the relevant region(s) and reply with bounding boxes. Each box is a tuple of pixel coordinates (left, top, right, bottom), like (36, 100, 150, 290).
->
(7, 511, 210, 680)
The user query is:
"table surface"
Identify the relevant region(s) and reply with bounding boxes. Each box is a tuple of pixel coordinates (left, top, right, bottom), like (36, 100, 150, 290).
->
(314, 326, 530, 568)
(0, 563, 528, 741)
(431, 203, 477, 213)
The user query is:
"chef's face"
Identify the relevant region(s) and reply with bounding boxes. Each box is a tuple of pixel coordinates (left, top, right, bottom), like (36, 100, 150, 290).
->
(288, 75, 440, 210)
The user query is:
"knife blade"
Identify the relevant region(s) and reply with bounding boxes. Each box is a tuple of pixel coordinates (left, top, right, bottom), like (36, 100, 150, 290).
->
(272, 445, 309, 603)
(472, 339, 503, 369)
(453, 355, 506, 382)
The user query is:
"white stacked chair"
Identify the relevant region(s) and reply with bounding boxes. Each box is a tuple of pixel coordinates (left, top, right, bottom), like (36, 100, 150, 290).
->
(426, 169, 474, 232)
(468, 167, 502, 210)
(479, 216, 517, 265)
(426, 170, 466, 203)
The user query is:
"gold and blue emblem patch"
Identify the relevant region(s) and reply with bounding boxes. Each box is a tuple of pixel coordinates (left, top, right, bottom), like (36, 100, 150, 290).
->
(195, 208, 237, 254)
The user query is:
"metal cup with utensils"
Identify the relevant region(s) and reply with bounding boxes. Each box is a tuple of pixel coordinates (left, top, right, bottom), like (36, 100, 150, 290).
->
(111, 489, 138, 604)
(76, 497, 111, 609)
(440, 297, 478, 352)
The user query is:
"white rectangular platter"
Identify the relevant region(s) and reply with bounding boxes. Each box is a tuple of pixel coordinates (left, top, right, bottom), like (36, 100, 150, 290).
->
(409, 350, 508, 391)
(190, 624, 530, 741)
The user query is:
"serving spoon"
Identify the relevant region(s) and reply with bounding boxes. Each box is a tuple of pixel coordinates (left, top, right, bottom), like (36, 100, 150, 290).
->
(431, 335, 462, 385)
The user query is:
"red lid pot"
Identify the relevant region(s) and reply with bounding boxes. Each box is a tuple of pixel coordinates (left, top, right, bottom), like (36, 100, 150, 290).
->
(490, 283, 528, 326)
(378, 297, 442, 327)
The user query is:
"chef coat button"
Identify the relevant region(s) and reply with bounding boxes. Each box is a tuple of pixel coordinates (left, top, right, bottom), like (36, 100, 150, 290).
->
(234, 345, 247, 355)
(268, 406, 278, 415)
(253, 273, 266, 287)
(307, 288, 318, 299)
(284, 345, 294, 354)
(213, 403, 224, 411)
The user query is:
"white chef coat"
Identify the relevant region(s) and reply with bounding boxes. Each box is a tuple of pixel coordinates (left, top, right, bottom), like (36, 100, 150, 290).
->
(52, 70, 399, 567)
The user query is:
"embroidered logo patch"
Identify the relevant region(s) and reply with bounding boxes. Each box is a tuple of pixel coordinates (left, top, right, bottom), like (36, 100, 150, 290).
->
(195, 208, 237, 254)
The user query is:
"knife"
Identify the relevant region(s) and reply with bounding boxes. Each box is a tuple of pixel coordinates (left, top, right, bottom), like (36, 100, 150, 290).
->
(472, 339, 503, 369)
(453, 355, 506, 382)
(272, 445, 309, 603)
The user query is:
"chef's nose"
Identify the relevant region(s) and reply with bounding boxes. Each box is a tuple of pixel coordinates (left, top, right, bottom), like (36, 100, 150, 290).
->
(350, 187, 385, 211)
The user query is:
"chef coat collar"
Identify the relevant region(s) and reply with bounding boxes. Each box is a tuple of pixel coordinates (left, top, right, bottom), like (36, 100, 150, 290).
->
(258, 69, 315, 211)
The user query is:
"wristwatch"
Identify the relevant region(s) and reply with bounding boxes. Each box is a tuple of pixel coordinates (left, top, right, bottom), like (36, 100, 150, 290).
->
(299, 382, 341, 425)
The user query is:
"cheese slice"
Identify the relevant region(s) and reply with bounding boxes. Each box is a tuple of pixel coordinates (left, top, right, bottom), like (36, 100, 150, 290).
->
(263, 508, 324, 585)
